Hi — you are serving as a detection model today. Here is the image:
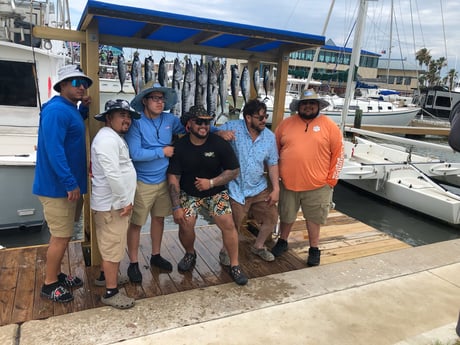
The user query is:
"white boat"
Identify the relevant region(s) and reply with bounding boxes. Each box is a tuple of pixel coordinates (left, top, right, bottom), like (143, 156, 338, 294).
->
(0, 0, 67, 230)
(338, 0, 460, 226)
(322, 95, 420, 126)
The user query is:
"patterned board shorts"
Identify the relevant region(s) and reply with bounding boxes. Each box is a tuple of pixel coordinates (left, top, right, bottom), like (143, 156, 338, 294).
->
(180, 190, 232, 218)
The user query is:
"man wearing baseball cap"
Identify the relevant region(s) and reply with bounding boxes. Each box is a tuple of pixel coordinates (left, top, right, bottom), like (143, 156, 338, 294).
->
(33, 64, 93, 303)
(91, 99, 140, 309)
(167, 105, 248, 286)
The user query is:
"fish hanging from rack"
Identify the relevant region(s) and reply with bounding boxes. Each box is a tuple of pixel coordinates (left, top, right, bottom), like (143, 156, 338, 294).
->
(240, 66, 249, 106)
(195, 60, 207, 107)
(182, 58, 195, 115)
(130, 52, 143, 95)
(158, 57, 167, 87)
(253, 67, 260, 97)
(171, 57, 183, 117)
(230, 64, 239, 113)
(217, 61, 227, 116)
(117, 54, 127, 93)
(263, 66, 270, 98)
(206, 60, 218, 118)
(144, 56, 154, 84)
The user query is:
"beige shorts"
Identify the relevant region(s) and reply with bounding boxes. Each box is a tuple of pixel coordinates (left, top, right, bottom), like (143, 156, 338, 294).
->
(278, 183, 333, 225)
(92, 209, 129, 262)
(39, 196, 77, 238)
(131, 180, 172, 226)
(230, 189, 278, 231)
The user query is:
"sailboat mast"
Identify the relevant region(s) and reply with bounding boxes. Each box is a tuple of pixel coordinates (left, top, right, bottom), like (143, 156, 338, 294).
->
(340, 0, 372, 133)
(386, 0, 393, 85)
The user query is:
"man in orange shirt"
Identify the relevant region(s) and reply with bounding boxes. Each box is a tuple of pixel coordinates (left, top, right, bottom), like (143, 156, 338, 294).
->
(272, 90, 344, 266)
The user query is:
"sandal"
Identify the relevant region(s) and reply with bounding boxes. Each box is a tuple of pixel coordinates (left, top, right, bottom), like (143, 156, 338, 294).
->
(94, 274, 129, 287)
(101, 292, 135, 309)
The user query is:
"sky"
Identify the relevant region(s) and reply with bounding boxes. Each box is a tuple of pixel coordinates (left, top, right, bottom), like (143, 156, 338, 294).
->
(67, 0, 459, 76)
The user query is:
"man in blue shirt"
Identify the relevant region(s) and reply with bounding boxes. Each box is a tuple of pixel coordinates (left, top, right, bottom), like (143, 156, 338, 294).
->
(33, 65, 92, 303)
(218, 99, 279, 263)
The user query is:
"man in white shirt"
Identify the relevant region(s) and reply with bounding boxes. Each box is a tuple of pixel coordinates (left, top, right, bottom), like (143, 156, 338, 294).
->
(90, 99, 140, 309)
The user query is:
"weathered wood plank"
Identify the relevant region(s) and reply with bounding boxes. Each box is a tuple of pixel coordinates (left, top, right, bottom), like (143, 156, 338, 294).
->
(32, 246, 53, 321)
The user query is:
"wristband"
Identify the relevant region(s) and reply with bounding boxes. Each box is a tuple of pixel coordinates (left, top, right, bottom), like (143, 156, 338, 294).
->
(172, 205, 181, 211)
(210, 179, 214, 188)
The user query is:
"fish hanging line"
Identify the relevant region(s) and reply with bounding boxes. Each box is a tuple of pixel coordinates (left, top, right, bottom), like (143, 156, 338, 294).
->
(29, 0, 42, 112)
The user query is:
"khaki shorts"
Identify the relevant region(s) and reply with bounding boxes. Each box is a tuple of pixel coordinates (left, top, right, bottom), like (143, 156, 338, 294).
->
(230, 189, 278, 231)
(39, 196, 77, 238)
(92, 209, 129, 262)
(131, 180, 172, 226)
(278, 183, 333, 225)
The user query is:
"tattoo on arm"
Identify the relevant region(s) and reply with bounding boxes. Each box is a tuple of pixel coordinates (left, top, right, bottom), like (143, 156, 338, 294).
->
(213, 168, 239, 187)
(167, 174, 182, 207)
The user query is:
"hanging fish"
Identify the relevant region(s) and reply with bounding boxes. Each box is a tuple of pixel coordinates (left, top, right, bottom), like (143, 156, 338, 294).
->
(144, 56, 154, 84)
(158, 57, 167, 87)
(253, 67, 260, 97)
(206, 60, 218, 118)
(171, 57, 183, 117)
(217, 61, 227, 115)
(195, 60, 207, 107)
(182, 58, 195, 115)
(230, 64, 239, 111)
(263, 66, 270, 98)
(117, 53, 126, 93)
(130, 52, 143, 95)
(240, 66, 249, 105)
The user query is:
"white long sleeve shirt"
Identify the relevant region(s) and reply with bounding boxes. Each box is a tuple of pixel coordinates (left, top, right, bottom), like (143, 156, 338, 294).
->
(90, 127, 137, 211)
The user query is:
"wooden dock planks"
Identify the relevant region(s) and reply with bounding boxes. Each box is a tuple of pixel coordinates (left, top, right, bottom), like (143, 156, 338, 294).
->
(0, 210, 409, 326)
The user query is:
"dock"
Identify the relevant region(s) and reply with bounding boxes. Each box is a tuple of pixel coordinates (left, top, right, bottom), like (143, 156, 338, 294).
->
(0, 210, 409, 326)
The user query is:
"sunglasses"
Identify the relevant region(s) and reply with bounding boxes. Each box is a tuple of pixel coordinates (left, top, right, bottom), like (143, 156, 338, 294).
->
(146, 95, 165, 103)
(252, 114, 269, 121)
(192, 118, 211, 126)
(70, 78, 90, 89)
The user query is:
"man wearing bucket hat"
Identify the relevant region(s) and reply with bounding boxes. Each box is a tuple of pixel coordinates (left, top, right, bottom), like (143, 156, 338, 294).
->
(33, 64, 93, 303)
(124, 81, 184, 282)
(272, 89, 344, 267)
(167, 105, 248, 285)
(90, 99, 140, 309)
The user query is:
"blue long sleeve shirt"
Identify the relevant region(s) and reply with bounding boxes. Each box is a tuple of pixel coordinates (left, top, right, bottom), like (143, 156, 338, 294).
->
(33, 96, 88, 197)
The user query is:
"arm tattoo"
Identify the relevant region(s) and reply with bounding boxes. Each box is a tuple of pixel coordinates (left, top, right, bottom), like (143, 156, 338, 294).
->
(213, 168, 239, 187)
(167, 174, 182, 207)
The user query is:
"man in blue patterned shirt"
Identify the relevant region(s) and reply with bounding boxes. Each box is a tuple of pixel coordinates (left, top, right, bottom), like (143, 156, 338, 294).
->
(218, 99, 279, 262)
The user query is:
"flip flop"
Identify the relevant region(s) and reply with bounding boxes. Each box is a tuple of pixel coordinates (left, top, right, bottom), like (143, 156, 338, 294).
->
(101, 292, 135, 309)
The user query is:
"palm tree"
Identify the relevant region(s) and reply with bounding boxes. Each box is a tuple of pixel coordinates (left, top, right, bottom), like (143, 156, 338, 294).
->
(415, 48, 432, 70)
(445, 68, 458, 90)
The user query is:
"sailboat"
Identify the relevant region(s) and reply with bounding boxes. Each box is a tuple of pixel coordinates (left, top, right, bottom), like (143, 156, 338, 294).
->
(338, 0, 460, 226)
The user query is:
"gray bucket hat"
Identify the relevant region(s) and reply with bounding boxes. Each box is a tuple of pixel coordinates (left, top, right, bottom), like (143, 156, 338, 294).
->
(130, 81, 178, 112)
(53, 64, 93, 92)
(289, 89, 330, 112)
(95, 99, 141, 122)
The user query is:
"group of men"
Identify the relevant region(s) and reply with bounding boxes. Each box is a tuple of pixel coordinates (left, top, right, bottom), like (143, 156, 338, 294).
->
(33, 64, 344, 309)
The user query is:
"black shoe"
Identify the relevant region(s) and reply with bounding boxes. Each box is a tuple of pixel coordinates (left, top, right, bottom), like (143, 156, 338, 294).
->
(58, 272, 83, 288)
(41, 284, 74, 303)
(127, 263, 142, 283)
(271, 238, 288, 257)
(230, 265, 248, 286)
(150, 254, 173, 272)
(177, 252, 197, 272)
(307, 247, 321, 267)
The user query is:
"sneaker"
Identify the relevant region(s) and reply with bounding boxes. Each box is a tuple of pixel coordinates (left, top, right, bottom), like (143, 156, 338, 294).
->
(177, 252, 197, 272)
(271, 238, 288, 257)
(127, 263, 143, 283)
(251, 246, 275, 262)
(41, 285, 74, 303)
(307, 247, 321, 267)
(58, 272, 83, 288)
(150, 255, 173, 272)
(230, 265, 248, 286)
(94, 275, 129, 287)
(218, 249, 230, 266)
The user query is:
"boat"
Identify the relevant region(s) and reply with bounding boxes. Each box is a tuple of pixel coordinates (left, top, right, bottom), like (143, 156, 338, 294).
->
(0, 0, 67, 230)
(338, 0, 460, 226)
(413, 86, 460, 120)
(321, 94, 420, 126)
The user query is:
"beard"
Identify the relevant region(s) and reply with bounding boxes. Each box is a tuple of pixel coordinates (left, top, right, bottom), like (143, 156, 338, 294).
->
(190, 127, 209, 139)
(298, 110, 319, 120)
